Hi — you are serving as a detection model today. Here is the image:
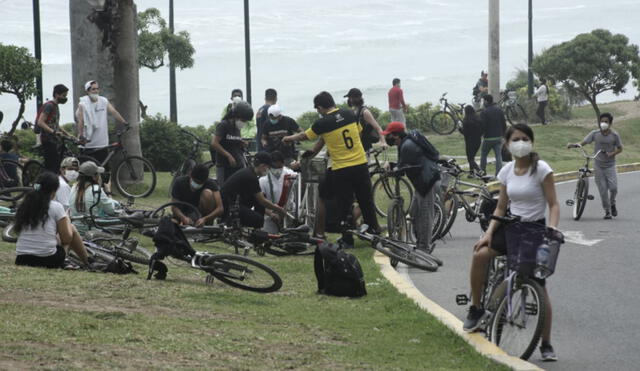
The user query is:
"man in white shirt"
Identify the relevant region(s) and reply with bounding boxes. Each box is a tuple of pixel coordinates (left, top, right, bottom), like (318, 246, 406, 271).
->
(55, 157, 79, 211)
(533, 77, 549, 125)
(258, 151, 297, 233)
(76, 80, 128, 190)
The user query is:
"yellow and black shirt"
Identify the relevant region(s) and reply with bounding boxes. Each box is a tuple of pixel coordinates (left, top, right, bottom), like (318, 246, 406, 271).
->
(305, 108, 366, 170)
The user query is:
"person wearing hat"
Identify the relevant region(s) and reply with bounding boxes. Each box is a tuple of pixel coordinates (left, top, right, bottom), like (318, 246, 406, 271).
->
(382, 121, 440, 252)
(255, 88, 278, 152)
(69, 161, 120, 228)
(345, 88, 384, 152)
(220, 152, 286, 228)
(55, 157, 80, 211)
(76, 80, 129, 190)
(261, 104, 301, 164)
(170, 163, 223, 227)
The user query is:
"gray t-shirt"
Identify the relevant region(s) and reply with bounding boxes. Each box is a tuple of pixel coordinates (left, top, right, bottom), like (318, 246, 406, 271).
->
(16, 200, 66, 257)
(583, 129, 622, 168)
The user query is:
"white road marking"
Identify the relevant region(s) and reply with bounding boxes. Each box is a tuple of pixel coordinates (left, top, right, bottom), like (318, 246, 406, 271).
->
(563, 230, 603, 246)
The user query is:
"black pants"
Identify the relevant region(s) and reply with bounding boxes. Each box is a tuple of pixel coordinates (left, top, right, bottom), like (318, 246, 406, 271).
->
(223, 198, 265, 228)
(464, 137, 481, 172)
(41, 141, 61, 174)
(332, 163, 379, 242)
(15, 245, 66, 269)
(536, 100, 548, 125)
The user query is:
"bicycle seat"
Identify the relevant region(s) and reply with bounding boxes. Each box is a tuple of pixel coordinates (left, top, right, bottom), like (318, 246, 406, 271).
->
(118, 212, 146, 228)
(282, 225, 310, 234)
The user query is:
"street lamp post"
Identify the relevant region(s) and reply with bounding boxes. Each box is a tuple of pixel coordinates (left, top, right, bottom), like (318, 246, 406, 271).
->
(169, 0, 178, 123)
(243, 0, 252, 104)
(527, 0, 534, 97)
(33, 0, 43, 109)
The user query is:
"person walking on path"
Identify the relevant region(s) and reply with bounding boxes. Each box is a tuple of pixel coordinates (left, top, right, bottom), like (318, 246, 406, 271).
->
(461, 105, 483, 175)
(567, 112, 623, 219)
(534, 78, 549, 125)
(345, 88, 384, 152)
(255, 88, 277, 152)
(479, 94, 507, 177)
(282, 91, 380, 247)
(388, 78, 407, 123)
(37, 84, 74, 173)
(383, 121, 441, 252)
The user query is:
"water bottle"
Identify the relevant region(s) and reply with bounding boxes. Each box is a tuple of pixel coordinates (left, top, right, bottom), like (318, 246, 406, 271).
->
(534, 242, 551, 279)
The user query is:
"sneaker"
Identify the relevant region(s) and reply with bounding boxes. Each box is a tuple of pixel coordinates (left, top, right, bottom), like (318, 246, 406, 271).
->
(463, 306, 488, 332)
(540, 343, 558, 362)
(611, 204, 617, 217)
(604, 212, 612, 220)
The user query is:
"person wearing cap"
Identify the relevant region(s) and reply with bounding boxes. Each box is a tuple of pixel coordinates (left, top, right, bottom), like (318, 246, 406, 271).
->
(55, 157, 80, 211)
(382, 121, 440, 252)
(220, 152, 286, 228)
(282, 91, 380, 245)
(345, 88, 384, 152)
(76, 80, 128, 191)
(255, 88, 278, 152)
(211, 100, 254, 184)
(261, 104, 301, 164)
(170, 163, 223, 227)
(220, 88, 257, 140)
(37, 84, 74, 173)
(388, 78, 407, 124)
(69, 161, 119, 227)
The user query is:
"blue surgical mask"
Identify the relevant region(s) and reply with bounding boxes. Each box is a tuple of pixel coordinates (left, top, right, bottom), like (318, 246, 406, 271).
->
(270, 118, 278, 124)
(190, 180, 204, 190)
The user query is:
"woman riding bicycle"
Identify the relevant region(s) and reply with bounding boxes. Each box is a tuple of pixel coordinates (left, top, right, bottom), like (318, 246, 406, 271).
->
(14, 172, 89, 269)
(69, 161, 120, 230)
(463, 123, 560, 362)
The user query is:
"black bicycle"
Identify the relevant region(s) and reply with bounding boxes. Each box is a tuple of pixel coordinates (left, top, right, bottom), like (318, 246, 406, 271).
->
(368, 147, 413, 218)
(565, 145, 602, 220)
(430, 92, 466, 135)
(497, 90, 528, 125)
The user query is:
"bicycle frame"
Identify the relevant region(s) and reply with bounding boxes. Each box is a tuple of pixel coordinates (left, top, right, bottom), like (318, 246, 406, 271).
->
(448, 176, 494, 222)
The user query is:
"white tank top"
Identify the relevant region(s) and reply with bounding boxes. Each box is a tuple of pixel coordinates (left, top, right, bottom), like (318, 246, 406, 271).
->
(79, 95, 109, 149)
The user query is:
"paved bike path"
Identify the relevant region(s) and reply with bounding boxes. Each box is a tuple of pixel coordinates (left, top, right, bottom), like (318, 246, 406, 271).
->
(406, 171, 640, 371)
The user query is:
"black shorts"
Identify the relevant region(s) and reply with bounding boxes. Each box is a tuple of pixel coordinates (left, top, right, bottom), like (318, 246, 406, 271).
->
(15, 245, 66, 269)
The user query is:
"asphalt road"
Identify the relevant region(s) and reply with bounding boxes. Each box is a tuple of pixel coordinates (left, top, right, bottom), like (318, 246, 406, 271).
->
(406, 171, 640, 370)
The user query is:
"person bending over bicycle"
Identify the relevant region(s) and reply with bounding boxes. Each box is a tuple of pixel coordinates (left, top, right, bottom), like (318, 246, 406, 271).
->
(464, 123, 560, 362)
(220, 152, 286, 228)
(171, 163, 224, 227)
(258, 151, 297, 233)
(14, 172, 89, 269)
(382, 121, 440, 252)
(69, 161, 120, 231)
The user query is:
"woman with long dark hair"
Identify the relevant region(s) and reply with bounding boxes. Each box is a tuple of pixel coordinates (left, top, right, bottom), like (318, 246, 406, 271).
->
(463, 123, 560, 361)
(15, 172, 89, 268)
(461, 105, 483, 175)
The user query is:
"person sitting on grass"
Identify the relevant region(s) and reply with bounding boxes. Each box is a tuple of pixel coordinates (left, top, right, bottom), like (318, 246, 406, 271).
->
(15, 172, 89, 268)
(69, 161, 120, 230)
(171, 163, 224, 227)
(55, 157, 79, 211)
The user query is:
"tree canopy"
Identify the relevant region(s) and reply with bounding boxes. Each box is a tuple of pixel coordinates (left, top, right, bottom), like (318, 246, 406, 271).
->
(137, 8, 195, 72)
(0, 43, 41, 134)
(532, 29, 640, 119)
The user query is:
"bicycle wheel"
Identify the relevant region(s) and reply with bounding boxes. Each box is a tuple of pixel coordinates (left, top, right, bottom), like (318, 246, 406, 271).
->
(439, 191, 459, 238)
(0, 186, 33, 204)
(114, 156, 157, 198)
(68, 241, 116, 267)
(89, 238, 152, 265)
(22, 160, 43, 186)
(431, 195, 445, 242)
(478, 190, 500, 232)
(386, 201, 407, 267)
(303, 183, 318, 228)
(489, 278, 546, 360)
(2, 222, 17, 242)
(201, 254, 282, 293)
(430, 111, 457, 135)
(573, 177, 588, 220)
(372, 175, 413, 217)
(371, 239, 438, 271)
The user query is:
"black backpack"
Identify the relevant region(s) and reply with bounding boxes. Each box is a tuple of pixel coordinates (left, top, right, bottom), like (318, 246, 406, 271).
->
(314, 241, 367, 298)
(147, 216, 195, 280)
(407, 129, 439, 161)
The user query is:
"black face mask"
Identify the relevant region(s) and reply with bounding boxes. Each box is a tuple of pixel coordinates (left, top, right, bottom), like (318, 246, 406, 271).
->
(58, 97, 68, 104)
(385, 136, 396, 146)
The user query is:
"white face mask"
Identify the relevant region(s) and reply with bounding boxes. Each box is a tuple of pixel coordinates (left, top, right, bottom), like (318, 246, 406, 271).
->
(600, 122, 609, 131)
(64, 170, 79, 182)
(270, 168, 283, 179)
(89, 93, 99, 101)
(235, 120, 246, 129)
(508, 140, 533, 158)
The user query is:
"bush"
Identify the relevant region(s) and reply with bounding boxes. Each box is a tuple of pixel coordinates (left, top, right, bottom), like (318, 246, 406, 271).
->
(11, 128, 40, 161)
(140, 114, 205, 171)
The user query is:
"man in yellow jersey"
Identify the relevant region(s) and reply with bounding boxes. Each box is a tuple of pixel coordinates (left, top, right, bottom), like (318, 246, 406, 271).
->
(283, 91, 379, 247)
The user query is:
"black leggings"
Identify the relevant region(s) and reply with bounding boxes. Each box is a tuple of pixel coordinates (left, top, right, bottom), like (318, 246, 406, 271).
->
(464, 137, 481, 172)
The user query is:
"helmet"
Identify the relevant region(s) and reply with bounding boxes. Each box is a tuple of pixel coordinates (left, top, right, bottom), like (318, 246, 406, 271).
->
(232, 101, 254, 121)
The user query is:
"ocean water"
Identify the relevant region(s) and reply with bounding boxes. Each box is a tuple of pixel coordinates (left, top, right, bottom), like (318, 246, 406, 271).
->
(1, 0, 639, 128)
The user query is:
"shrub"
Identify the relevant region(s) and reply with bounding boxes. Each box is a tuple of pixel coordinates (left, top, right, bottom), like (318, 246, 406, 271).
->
(140, 114, 203, 171)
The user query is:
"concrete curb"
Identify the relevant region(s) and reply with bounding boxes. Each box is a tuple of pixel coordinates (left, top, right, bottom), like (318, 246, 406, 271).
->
(372, 163, 640, 370)
(373, 253, 543, 371)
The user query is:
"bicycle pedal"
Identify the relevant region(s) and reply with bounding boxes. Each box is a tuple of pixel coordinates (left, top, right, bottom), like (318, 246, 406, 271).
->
(565, 199, 574, 206)
(205, 274, 215, 285)
(587, 195, 595, 200)
(456, 294, 469, 305)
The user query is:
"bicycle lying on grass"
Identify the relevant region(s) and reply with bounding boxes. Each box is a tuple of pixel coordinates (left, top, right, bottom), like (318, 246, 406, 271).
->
(457, 214, 564, 360)
(565, 144, 602, 220)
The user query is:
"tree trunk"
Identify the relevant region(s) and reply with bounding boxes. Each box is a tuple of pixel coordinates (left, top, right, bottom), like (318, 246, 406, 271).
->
(584, 93, 601, 120)
(69, 0, 141, 157)
(8, 99, 25, 136)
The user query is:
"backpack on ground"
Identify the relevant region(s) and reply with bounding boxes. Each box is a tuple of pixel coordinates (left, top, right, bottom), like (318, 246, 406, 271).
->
(88, 256, 137, 274)
(314, 241, 367, 298)
(147, 216, 195, 280)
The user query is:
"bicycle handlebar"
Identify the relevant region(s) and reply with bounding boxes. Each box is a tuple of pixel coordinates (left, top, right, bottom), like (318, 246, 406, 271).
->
(569, 144, 603, 159)
(179, 128, 207, 144)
